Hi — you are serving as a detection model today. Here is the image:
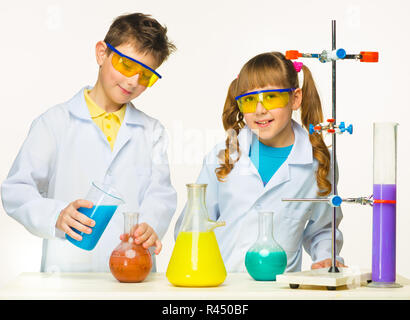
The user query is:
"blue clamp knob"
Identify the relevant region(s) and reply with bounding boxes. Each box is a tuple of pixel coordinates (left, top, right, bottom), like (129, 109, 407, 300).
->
(309, 124, 315, 135)
(347, 124, 353, 134)
(339, 122, 345, 133)
(336, 48, 346, 59)
(330, 195, 342, 207)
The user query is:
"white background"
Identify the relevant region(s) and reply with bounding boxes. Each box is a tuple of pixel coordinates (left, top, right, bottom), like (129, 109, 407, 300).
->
(0, 0, 409, 288)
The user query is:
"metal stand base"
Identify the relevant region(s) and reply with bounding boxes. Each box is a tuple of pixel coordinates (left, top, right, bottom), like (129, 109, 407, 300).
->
(276, 267, 371, 290)
(328, 265, 340, 273)
(367, 281, 402, 288)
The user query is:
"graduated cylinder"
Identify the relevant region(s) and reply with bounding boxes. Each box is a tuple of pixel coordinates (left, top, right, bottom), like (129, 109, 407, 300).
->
(371, 122, 401, 287)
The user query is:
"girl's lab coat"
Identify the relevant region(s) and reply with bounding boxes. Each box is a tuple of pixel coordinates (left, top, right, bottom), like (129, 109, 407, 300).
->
(1, 86, 177, 272)
(175, 120, 343, 272)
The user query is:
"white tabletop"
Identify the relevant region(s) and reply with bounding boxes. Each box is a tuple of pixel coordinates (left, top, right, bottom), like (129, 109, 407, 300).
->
(0, 272, 409, 300)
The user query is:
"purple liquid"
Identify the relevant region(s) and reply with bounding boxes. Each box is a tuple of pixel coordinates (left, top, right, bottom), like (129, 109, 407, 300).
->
(372, 184, 396, 283)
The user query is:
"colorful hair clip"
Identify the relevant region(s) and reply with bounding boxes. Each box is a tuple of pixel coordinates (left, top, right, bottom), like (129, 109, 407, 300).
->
(293, 61, 303, 73)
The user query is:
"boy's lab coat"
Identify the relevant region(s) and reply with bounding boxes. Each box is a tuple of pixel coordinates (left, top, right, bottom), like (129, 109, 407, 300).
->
(175, 120, 343, 272)
(2, 86, 177, 272)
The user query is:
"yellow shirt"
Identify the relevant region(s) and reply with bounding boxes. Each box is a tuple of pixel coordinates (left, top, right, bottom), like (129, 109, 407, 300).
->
(84, 89, 126, 151)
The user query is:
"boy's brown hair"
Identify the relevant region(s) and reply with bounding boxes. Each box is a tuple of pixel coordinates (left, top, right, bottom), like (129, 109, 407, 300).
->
(104, 13, 176, 66)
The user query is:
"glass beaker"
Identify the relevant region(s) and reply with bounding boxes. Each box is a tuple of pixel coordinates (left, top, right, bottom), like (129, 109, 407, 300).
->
(109, 212, 152, 283)
(66, 181, 124, 251)
(369, 122, 401, 288)
(166, 184, 227, 287)
(245, 211, 287, 281)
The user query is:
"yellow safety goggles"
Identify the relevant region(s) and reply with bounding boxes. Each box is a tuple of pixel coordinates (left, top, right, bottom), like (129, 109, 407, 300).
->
(235, 89, 295, 113)
(106, 42, 161, 87)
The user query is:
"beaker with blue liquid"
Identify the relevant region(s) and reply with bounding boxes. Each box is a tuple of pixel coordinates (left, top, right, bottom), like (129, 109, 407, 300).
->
(66, 181, 124, 251)
(245, 211, 287, 281)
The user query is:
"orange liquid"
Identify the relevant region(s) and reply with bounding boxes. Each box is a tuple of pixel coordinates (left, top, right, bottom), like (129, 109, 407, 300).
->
(109, 237, 152, 283)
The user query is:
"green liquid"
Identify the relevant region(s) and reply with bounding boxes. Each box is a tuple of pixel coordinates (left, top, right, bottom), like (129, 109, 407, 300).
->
(245, 250, 287, 281)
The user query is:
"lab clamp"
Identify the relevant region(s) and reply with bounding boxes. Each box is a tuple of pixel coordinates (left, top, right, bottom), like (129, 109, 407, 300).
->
(279, 20, 399, 289)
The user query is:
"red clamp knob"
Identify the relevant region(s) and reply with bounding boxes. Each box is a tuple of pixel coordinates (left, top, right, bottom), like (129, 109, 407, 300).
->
(374, 199, 396, 204)
(286, 50, 302, 60)
(360, 51, 379, 63)
(327, 119, 335, 123)
(327, 129, 335, 133)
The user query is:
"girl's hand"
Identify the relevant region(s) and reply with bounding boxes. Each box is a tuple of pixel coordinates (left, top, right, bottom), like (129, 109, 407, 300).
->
(311, 258, 347, 269)
(56, 199, 95, 241)
(120, 222, 162, 255)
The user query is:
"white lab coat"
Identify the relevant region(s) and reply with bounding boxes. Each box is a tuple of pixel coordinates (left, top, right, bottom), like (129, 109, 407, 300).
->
(1, 86, 177, 272)
(175, 120, 344, 272)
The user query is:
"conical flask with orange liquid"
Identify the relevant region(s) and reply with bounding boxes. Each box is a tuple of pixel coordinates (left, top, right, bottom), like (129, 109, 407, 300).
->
(166, 184, 226, 287)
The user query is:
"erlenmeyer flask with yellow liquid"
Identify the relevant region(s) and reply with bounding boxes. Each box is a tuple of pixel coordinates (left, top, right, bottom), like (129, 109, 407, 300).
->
(166, 184, 227, 287)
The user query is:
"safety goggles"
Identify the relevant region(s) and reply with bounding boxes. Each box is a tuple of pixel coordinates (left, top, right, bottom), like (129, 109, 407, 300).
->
(235, 89, 295, 113)
(106, 42, 161, 87)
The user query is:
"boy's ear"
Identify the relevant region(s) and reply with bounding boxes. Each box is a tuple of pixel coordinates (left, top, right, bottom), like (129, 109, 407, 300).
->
(291, 88, 302, 111)
(95, 41, 108, 66)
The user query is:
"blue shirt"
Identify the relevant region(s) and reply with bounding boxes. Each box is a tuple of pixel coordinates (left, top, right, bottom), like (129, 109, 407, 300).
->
(249, 137, 293, 186)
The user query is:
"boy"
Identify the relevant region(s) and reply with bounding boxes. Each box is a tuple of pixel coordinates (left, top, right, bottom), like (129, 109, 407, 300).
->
(1, 13, 177, 272)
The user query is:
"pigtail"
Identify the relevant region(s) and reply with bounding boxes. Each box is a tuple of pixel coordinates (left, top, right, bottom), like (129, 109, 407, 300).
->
(215, 79, 245, 182)
(300, 65, 332, 196)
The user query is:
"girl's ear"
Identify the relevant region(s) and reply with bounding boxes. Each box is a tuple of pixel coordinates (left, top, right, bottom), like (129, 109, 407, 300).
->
(291, 88, 302, 111)
(95, 41, 108, 67)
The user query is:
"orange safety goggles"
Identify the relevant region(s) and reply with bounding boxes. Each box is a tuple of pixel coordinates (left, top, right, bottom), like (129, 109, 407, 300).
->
(106, 42, 161, 87)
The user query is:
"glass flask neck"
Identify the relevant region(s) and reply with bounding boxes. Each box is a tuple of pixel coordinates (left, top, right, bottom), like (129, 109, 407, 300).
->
(257, 212, 274, 242)
(181, 184, 225, 232)
(187, 184, 207, 209)
(123, 212, 138, 239)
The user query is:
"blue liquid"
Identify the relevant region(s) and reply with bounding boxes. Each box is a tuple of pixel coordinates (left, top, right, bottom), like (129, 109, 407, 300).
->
(65, 205, 118, 251)
(245, 250, 287, 281)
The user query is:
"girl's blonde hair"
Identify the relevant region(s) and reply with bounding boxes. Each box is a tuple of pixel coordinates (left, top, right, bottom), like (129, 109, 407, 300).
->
(215, 52, 331, 196)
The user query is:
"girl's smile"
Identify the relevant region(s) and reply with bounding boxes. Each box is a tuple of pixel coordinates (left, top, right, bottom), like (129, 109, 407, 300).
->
(255, 118, 274, 128)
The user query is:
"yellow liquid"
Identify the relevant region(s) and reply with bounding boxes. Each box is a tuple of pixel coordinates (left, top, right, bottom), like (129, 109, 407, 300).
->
(166, 231, 227, 287)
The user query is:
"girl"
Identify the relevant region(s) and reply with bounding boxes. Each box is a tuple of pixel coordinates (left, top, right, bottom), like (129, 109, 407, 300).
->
(175, 51, 346, 272)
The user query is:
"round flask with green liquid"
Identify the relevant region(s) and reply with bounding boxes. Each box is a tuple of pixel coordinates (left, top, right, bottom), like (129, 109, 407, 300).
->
(245, 211, 287, 281)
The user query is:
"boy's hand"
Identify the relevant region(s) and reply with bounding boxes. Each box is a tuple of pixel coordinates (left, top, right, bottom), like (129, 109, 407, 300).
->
(120, 222, 162, 255)
(311, 258, 347, 270)
(56, 200, 95, 241)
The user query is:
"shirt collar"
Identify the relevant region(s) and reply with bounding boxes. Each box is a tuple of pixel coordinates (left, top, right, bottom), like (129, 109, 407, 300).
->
(84, 89, 106, 118)
(67, 86, 145, 127)
(84, 89, 126, 122)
